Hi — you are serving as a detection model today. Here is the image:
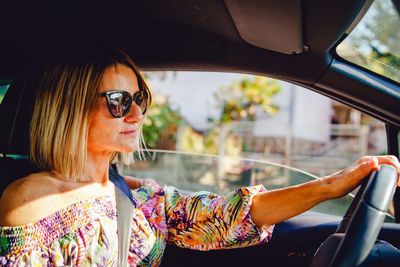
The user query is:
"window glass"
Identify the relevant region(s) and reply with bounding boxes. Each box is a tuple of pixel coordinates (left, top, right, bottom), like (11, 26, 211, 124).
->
(337, 0, 400, 83)
(122, 71, 391, 219)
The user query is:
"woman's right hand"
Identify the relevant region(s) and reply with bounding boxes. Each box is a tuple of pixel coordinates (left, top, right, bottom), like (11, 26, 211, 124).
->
(322, 156, 400, 199)
(250, 155, 400, 228)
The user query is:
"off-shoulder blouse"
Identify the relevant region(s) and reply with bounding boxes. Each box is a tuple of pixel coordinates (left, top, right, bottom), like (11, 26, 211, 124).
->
(0, 182, 274, 266)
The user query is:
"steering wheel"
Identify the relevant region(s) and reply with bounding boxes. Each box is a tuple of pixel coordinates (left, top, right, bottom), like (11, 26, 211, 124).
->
(311, 164, 398, 267)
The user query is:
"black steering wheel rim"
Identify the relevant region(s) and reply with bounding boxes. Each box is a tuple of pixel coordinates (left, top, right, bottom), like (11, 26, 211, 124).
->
(311, 164, 398, 267)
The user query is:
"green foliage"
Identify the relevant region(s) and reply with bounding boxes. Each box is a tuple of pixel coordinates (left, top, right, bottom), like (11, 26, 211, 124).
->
(142, 94, 184, 148)
(181, 126, 242, 156)
(182, 75, 281, 156)
(364, 46, 400, 81)
(213, 76, 281, 123)
(348, 0, 400, 56)
(344, 0, 400, 82)
(142, 74, 280, 155)
(181, 127, 207, 153)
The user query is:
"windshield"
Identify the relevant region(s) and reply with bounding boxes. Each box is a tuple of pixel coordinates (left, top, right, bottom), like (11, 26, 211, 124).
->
(337, 0, 400, 83)
(120, 71, 393, 221)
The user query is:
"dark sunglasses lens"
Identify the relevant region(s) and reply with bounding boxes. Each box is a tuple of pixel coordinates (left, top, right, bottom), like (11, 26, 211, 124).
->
(108, 92, 131, 117)
(134, 91, 148, 114)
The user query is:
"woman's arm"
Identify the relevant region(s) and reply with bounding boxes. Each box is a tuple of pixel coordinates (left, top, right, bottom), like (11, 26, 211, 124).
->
(250, 156, 400, 228)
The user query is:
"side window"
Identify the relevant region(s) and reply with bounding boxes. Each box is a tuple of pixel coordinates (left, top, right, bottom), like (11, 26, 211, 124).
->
(135, 71, 387, 173)
(123, 71, 391, 218)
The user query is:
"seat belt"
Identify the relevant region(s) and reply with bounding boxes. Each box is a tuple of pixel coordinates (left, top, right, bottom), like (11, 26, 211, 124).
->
(109, 168, 135, 267)
(109, 168, 135, 205)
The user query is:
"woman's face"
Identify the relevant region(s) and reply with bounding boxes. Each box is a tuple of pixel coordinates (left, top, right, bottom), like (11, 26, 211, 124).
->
(87, 64, 143, 156)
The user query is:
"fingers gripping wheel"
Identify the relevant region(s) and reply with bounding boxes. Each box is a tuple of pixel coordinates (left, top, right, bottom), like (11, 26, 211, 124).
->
(311, 164, 398, 267)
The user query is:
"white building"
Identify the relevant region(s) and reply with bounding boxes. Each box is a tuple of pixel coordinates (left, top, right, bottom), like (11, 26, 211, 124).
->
(146, 71, 332, 143)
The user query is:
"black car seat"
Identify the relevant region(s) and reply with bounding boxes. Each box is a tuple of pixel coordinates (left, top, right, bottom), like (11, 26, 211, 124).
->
(0, 76, 120, 196)
(0, 78, 40, 196)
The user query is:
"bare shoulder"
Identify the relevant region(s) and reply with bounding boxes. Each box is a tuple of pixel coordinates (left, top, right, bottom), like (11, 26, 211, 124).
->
(0, 172, 114, 226)
(0, 172, 59, 226)
(0, 172, 58, 207)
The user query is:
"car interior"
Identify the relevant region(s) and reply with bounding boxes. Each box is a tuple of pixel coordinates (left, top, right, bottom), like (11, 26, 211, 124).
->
(1, 0, 400, 266)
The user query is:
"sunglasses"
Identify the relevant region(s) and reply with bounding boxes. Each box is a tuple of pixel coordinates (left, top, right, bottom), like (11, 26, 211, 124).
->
(100, 90, 149, 118)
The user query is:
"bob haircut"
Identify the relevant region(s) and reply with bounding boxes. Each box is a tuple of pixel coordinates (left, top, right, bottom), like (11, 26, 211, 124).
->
(29, 47, 152, 179)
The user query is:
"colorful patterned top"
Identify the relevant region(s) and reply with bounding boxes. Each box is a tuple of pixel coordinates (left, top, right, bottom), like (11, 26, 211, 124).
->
(0, 182, 274, 266)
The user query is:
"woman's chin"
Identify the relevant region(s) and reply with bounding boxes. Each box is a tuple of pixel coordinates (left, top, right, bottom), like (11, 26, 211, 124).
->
(119, 142, 139, 153)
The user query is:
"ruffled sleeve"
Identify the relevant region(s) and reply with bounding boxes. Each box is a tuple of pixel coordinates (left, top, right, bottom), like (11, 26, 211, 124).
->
(164, 185, 274, 250)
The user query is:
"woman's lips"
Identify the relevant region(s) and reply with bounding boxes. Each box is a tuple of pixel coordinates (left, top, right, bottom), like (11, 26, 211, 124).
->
(120, 130, 137, 135)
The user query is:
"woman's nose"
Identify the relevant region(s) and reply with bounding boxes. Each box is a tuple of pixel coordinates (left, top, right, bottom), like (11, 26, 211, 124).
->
(124, 103, 143, 123)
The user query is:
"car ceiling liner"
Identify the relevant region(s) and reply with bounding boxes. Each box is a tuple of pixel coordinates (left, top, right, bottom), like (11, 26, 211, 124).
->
(225, 0, 303, 55)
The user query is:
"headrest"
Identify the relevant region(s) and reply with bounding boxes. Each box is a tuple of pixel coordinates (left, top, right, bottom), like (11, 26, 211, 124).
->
(0, 157, 40, 194)
(0, 79, 37, 155)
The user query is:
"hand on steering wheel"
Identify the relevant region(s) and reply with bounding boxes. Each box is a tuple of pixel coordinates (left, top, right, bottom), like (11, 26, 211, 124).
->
(311, 164, 398, 267)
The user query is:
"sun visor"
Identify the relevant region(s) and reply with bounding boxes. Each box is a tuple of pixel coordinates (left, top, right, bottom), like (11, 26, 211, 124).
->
(225, 0, 303, 55)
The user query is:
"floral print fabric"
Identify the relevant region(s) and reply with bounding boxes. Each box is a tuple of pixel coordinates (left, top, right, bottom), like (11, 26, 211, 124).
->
(0, 182, 273, 266)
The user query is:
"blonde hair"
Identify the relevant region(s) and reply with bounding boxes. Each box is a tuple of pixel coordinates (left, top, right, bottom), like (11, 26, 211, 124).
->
(29, 48, 152, 179)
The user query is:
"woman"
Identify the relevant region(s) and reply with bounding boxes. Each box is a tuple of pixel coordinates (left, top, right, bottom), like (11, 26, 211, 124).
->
(0, 47, 399, 266)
